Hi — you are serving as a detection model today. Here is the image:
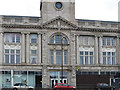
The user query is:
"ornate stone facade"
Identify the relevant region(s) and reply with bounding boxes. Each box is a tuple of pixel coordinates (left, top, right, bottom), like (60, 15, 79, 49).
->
(0, 0, 119, 88)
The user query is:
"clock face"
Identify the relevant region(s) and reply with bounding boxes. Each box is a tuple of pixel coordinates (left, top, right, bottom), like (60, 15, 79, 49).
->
(55, 2, 63, 9)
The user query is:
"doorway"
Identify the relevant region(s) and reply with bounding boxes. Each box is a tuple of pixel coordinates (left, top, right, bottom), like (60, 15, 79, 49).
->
(50, 79, 67, 88)
(35, 75, 42, 88)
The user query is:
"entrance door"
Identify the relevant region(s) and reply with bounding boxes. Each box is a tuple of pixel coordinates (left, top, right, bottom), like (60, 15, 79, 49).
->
(35, 75, 42, 88)
(50, 79, 67, 88)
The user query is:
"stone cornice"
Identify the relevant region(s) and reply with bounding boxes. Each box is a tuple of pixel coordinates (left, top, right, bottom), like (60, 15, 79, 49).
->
(1, 23, 119, 33)
(78, 27, 119, 33)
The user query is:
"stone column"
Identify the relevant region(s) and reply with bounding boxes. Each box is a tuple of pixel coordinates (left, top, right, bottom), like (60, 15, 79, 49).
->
(116, 36, 119, 64)
(0, 32, 3, 65)
(38, 33, 41, 64)
(26, 33, 30, 64)
(98, 35, 103, 65)
(77, 35, 80, 64)
(21, 33, 25, 64)
(94, 35, 98, 65)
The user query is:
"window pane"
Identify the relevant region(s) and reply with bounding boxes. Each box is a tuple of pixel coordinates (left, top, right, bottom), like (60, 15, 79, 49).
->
(80, 51, 83, 55)
(85, 56, 88, 64)
(90, 52, 93, 55)
(56, 50, 62, 64)
(102, 38, 106, 46)
(90, 56, 93, 64)
(63, 37, 67, 44)
(55, 35, 62, 44)
(5, 34, 9, 43)
(64, 50, 67, 64)
(50, 36, 54, 44)
(85, 52, 88, 55)
(31, 34, 37, 43)
(103, 57, 106, 64)
(11, 34, 15, 43)
(112, 57, 115, 65)
(107, 38, 110, 46)
(16, 50, 20, 54)
(16, 55, 20, 64)
(16, 34, 20, 43)
(80, 56, 83, 64)
(11, 50, 15, 54)
(31, 50, 37, 55)
(31, 56, 37, 64)
(5, 55, 9, 64)
(50, 50, 54, 64)
(11, 55, 15, 64)
(5, 49, 9, 53)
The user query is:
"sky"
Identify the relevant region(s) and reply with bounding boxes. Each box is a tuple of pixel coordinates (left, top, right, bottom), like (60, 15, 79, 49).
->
(0, 0, 119, 21)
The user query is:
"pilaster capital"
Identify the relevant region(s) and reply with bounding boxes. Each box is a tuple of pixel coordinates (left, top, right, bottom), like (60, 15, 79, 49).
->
(21, 32, 30, 34)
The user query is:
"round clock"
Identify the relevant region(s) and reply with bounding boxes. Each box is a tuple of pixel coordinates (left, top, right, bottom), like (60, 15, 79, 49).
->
(55, 2, 63, 9)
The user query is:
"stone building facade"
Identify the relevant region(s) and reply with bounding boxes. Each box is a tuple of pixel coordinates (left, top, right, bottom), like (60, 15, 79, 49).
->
(0, 0, 119, 88)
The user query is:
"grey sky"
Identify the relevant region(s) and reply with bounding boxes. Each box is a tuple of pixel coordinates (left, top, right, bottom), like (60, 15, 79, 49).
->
(0, 0, 119, 21)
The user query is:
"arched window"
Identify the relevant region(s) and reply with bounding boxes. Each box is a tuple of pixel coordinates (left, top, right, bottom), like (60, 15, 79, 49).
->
(50, 35, 68, 44)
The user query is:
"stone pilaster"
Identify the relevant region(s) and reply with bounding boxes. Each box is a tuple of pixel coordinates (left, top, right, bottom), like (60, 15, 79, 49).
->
(98, 35, 103, 65)
(42, 32, 48, 64)
(26, 33, 30, 64)
(70, 33, 76, 65)
(70, 66, 76, 87)
(21, 32, 25, 64)
(116, 36, 119, 64)
(38, 33, 41, 64)
(42, 65, 49, 88)
(94, 35, 98, 65)
(77, 35, 80, 64)
(0, 32, 3, 65)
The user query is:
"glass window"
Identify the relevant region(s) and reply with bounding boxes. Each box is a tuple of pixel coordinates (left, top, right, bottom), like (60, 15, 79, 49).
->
(50, 50, 67, 65)
(4, 49, 21, 64)
(80, 51, 94, 65)
(102, 52, 116, 65)
(49, 34, 68, 44)
(56, 50, 62, 64)
(56, 35, 62, 44)
(64, 50, 67, 64)
(102, 37, 115, 46)
(50, 36, 54, 44)
(4, 33, 20, 43)
(50, 50, 54, 64)
(31, 50, 37, 64)
(31, 34, 37, 44)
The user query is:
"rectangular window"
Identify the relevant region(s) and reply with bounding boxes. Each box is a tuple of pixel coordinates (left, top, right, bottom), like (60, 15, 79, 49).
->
(80, 51, 94, 65)
(102, 52, 116, 65)
(50, 50, 68, 65)
(31, 34, 37, 44)
(50, 50, 54, 64)
(102, 37, 115, 46)
(112, 52, 115, 65)
(31, 50, 37, 64)
(56, 50, 62, 64)
(4, 49, 21, 64)
(103, 52, 106, 65)
(64, 50, 67, 64)
(80, 51, 84, 64)
(4, 33, 21, 43)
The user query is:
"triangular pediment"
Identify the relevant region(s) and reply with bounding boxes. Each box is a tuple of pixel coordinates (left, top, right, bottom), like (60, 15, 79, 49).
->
(41, 16, 78, 30)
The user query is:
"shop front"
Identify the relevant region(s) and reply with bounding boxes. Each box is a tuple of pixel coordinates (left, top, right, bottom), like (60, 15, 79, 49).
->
(1, 70, 42, 88)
